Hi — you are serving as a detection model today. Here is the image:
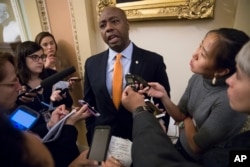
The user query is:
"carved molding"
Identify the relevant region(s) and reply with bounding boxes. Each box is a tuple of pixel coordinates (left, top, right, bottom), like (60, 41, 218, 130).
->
(68, 0, 83, 78)
(36, 0, 51, 31)
(97, 0, 215, 21)
(178, 0, 215, 19)
(97, 0, 115, 16)
(35, 0, 83, 77)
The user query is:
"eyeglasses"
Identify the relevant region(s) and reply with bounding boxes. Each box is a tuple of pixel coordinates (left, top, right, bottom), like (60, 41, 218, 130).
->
(26, 54, 46, 62)
(0, 78, 20, 89)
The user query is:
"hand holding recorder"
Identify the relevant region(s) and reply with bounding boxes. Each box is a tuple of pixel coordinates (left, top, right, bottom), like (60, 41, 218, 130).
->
(125, 73, 149, 92)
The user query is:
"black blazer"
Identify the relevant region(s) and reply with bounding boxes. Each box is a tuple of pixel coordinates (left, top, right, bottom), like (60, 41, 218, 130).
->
(84, 43, 171, 144)
(132, 111, 202, 167)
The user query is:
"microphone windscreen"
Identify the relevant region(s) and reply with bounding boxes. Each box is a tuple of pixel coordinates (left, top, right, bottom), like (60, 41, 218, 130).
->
(41, 66, 76, 88)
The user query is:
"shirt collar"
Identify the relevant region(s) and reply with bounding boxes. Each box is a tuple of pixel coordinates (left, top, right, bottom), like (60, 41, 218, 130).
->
(109, 41, 133, 60)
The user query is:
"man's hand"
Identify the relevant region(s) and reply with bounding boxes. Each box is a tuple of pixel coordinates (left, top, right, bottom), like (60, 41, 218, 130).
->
(121, 86, 146, 113)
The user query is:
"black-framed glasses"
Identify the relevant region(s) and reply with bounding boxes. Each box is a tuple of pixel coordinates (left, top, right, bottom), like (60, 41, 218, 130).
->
(26, 54, 46, 62)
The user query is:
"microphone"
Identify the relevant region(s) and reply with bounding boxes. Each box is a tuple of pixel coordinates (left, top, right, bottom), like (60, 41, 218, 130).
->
(18, 66, 76, 98)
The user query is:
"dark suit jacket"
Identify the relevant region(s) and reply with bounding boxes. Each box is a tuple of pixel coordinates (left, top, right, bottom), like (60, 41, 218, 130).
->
(132, 111, 202, 167)
(84, 43, 171, 144)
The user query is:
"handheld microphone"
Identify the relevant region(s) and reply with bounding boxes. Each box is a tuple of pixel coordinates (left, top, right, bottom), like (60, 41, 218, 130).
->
(18, 66, 76, 98)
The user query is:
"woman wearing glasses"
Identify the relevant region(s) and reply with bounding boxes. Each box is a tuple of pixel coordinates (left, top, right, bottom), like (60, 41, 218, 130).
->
(14, 42, 99, 167)
(15, 41, 73, 136)
(0, 52, 120, 167)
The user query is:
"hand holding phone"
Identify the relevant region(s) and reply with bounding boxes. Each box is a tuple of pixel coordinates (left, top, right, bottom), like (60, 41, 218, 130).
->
(17, 86, 41, 99)
(125, 73, 149, 91)
(78, 100, 101, 117)
(55, 88, 68, 96)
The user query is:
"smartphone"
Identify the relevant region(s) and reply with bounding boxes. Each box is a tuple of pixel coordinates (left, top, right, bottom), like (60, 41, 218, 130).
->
(17, 88, 38, 99)
(88, 126, 111, 164)
(55, 88, 68, 96)
(78, 99, 101, 117)
(9, 105, 40, 131)
(125, 73, 149, 91)
(144, 99, 165, 119)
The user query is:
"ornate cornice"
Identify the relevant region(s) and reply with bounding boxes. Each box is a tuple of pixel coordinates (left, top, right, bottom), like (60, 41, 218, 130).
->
(36, 0, 51, 31)
(178, 0, 215, 19)
(96, 0, 115, 16)
(68, 0, 83, 78)
(96, 0, 215, 21)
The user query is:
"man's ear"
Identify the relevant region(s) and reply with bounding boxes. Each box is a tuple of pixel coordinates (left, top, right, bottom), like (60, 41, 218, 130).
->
(126, 20, 130, 30)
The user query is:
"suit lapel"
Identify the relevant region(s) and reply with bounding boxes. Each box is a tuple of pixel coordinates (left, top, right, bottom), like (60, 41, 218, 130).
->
(99, 50, 110, 95)
(130, 44, 144, 74)
(99, 50, 109, 85)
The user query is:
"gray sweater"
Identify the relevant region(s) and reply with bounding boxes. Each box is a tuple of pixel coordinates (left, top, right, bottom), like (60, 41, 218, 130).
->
(178, 74, 247, 162)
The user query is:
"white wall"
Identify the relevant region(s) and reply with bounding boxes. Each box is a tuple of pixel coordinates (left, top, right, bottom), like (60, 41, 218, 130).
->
(93, 0, 250, 104)
(234, 0, 250, 35)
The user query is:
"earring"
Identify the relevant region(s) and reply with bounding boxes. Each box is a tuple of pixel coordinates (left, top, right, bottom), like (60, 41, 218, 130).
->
(212, 76, 216, 85)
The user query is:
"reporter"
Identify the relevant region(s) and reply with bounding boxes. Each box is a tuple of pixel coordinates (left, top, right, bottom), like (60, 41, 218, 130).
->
(0, 51, 128, 167)
(35, 31, 58, 70)
(0, 113, 54, 167)
(140, 28, 249, 165)
(16, 41, 73, 113)
(0, 52, 53, 167)
(226, 41, 250, 114)
(0, 51, 90, 167)
(122, 28, 250, 167)
(35, 31, 80, 90)
(223, 41, 250, 166)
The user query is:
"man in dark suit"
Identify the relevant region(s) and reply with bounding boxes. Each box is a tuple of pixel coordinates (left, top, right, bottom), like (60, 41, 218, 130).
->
(83, 6, 171, 145)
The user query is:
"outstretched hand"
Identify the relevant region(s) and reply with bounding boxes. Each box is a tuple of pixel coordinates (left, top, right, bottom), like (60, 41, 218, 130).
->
(65, 104, 92, 125)
(139, 82, 169, 100)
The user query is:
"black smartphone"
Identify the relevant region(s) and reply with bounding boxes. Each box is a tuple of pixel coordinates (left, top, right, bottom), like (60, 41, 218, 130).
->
(125, 73, 149, 91)
(144, 99, 165, 119)
(88, 126, 111, 164)
(56, 88, 68, 96)
(9, 105, 40, 131)
(17, 88, 38, 99)
(78, 100, 101, 117)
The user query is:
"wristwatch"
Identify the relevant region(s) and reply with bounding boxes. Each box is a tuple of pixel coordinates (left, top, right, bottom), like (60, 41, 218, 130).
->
(133, 105, 152, 117)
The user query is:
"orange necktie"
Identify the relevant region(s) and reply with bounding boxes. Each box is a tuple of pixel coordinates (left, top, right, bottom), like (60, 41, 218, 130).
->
(112, 54, 123, 109)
